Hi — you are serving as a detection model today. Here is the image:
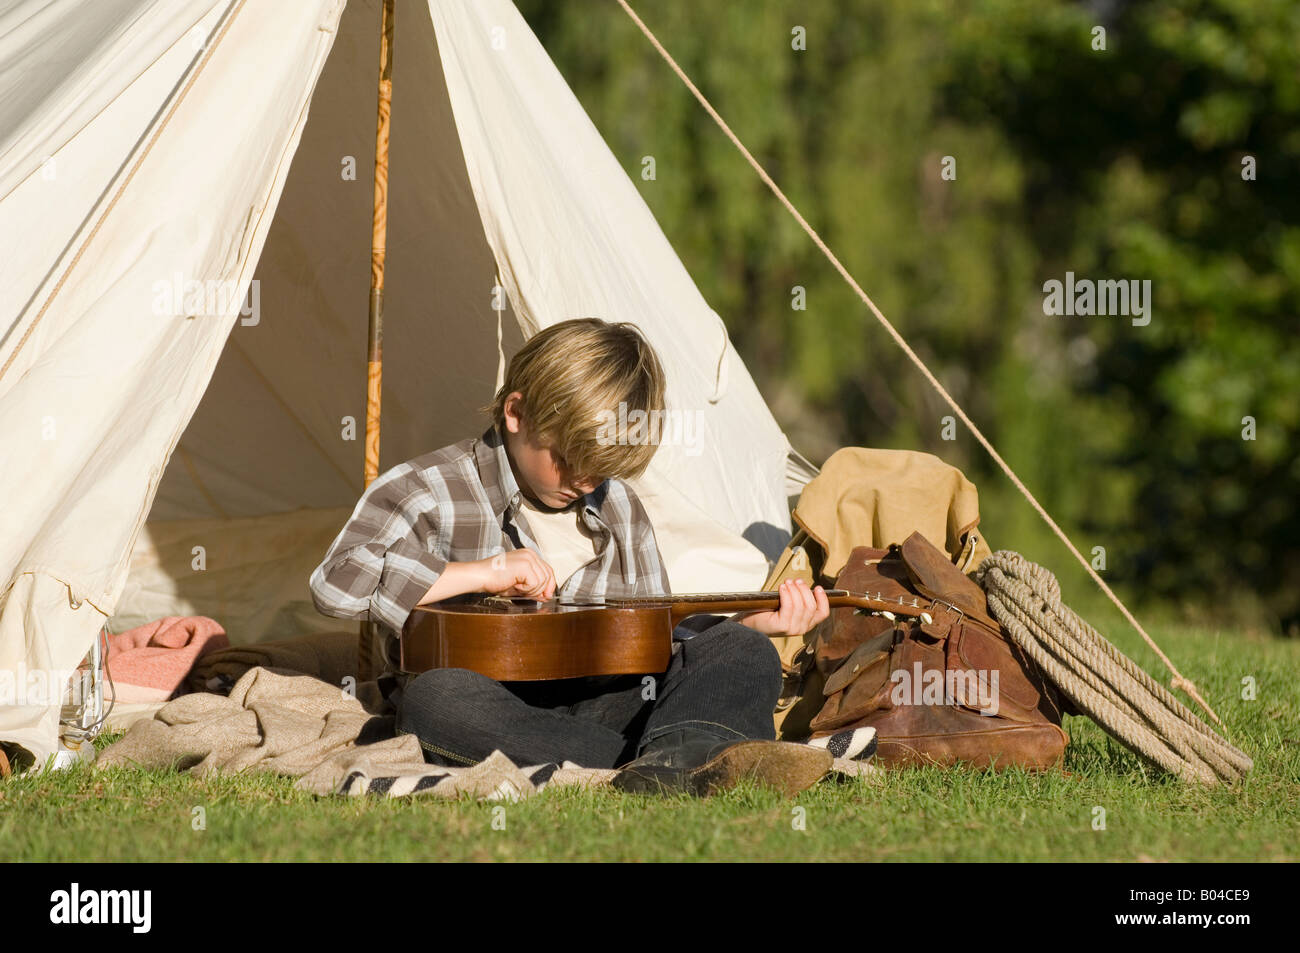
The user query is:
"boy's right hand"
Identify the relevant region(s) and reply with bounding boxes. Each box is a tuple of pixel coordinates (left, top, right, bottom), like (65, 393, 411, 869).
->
(478, 549, 556, 601)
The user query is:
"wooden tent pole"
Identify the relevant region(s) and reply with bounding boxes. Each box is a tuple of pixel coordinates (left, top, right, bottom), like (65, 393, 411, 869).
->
(359, 0, 394, 682)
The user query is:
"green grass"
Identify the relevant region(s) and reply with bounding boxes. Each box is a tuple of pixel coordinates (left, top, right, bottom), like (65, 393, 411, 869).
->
(3, 622, 1298, 862)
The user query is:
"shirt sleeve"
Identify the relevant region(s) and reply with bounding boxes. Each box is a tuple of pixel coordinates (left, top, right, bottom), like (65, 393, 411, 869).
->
(308, 465, 449, 634)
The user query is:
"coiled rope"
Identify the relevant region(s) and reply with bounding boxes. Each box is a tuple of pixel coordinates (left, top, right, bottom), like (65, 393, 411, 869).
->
(976, 550, 1252, 785)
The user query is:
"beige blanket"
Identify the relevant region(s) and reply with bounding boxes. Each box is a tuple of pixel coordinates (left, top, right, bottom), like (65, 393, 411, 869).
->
(98, 666, 616, 799)
(97, 665, 875, 799)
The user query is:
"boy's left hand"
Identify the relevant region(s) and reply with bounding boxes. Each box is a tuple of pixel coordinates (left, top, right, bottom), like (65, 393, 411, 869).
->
(733, 578, 830, 637)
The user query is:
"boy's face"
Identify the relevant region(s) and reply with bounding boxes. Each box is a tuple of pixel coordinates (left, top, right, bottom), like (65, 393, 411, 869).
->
(501, 392, 603, 510)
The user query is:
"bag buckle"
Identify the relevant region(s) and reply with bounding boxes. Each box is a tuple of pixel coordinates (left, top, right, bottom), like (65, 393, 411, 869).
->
(927, 597, 965, 626)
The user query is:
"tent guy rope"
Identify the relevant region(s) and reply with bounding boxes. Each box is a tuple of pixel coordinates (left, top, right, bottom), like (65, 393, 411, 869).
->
(613, 0, 1223, 726)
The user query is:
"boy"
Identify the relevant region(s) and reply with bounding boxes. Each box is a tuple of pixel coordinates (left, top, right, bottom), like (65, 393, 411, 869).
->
(310, 318, 832, 795)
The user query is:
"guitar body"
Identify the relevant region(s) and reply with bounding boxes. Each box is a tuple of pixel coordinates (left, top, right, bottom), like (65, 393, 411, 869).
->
(399, 589, 930, 682)
(401, 596, 676, 681)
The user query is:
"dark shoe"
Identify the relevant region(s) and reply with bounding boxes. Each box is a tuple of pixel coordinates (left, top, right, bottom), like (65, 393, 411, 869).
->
(611, 729, 832, 797)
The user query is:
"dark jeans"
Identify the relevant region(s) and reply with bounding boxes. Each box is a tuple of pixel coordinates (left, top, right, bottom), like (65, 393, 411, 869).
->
(392, 619, 782, 769)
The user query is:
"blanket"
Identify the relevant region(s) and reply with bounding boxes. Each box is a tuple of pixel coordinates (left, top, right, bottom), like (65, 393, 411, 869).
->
(100, 615, 230, 703)
(97, 666, 877, 799)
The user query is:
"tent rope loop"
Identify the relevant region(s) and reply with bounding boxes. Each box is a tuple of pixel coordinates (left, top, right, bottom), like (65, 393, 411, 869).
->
(975, 551, 1253, 786)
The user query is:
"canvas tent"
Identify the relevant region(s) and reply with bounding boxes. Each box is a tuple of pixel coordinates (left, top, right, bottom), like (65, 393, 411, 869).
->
(0, 0, 817, 768)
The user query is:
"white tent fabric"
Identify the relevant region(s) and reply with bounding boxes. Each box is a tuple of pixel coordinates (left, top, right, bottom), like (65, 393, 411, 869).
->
(0, 0, 809, 767)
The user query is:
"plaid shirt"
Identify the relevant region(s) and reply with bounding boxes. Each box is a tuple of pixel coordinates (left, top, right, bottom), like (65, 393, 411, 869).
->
(309, 424, 672, 673)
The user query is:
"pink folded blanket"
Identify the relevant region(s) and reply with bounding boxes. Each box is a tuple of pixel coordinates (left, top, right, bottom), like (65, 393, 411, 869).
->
(101, 616, 231, 703)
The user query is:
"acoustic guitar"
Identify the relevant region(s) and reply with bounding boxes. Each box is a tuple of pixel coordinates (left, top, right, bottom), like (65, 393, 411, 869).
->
(399, 589, 939, 681)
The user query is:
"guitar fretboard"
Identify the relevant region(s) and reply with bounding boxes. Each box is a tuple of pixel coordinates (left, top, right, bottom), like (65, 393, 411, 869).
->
(561, 589, 851, 606)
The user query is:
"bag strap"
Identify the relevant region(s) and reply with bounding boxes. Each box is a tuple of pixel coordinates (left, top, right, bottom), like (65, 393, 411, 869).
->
(897, 531, 994, 623)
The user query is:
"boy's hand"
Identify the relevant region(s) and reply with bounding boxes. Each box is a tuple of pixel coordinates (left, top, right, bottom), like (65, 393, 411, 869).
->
(478, 549, 556, 601)
(733, 578, 830, 637)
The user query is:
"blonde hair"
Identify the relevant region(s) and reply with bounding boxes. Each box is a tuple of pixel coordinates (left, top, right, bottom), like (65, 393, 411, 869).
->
(481, 318, 667, 481)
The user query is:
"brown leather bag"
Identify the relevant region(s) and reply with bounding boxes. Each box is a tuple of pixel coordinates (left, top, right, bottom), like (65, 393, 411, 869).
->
(801, 532, 1070, 771)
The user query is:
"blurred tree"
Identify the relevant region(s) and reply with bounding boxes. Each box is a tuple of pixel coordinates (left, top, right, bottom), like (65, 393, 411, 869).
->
(515, 0, 1298, 634)
(945, 0, 1300, 631)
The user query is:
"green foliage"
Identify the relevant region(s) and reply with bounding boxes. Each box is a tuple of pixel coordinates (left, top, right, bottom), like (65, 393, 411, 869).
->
(513, 1, 1299, 633)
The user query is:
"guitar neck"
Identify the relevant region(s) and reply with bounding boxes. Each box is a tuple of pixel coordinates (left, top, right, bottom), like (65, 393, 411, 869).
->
(584, 589, 933, 626)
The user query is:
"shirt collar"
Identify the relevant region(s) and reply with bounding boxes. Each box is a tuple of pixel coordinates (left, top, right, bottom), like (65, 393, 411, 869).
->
(475, 423, 603, 523)
(475, 423, 522, 520)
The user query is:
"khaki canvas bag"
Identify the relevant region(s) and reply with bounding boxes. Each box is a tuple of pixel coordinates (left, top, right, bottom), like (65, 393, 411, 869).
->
(765, 448, 992, 735)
